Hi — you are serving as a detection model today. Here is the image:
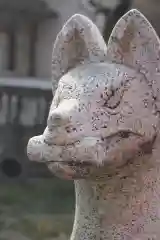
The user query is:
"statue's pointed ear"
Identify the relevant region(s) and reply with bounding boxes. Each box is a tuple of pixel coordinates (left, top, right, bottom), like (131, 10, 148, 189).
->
(107, 9, 160, 106)
(52, 14, 107, 86)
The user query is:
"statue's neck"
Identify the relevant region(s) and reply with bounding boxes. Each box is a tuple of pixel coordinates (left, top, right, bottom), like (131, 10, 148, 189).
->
(71, 169, 160, 240)
(70, 180, 101, 240)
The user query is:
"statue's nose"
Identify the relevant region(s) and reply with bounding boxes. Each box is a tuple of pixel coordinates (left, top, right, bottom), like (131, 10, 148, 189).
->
(47, 111, 69, 128)
(47, 99, 79, 129)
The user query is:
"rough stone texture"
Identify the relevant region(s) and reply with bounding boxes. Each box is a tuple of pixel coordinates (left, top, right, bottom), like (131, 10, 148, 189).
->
(27, 9, 160, 239)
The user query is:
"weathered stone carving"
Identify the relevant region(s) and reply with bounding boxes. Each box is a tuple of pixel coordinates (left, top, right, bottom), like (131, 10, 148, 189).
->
(27, 9, 160, 239)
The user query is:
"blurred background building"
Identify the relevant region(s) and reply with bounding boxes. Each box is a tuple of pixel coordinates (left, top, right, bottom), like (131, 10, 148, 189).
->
(0, 0, 89, 79)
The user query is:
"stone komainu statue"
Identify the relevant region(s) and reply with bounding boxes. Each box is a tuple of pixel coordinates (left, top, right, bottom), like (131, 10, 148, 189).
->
(27, 9, 160, 240)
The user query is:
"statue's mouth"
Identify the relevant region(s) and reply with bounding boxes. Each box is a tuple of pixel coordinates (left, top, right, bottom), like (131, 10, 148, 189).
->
(27, 127, 156, 179)
(27, 134, 97, 166)
(27, 135, 95, 179)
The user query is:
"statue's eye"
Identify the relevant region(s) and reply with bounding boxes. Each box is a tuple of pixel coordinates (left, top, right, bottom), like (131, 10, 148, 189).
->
(103, 87, 124, 109)
(118, 130, 130, 139)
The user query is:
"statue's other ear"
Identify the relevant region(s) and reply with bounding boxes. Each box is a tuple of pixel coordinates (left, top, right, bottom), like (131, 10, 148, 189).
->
(52, 14, 107, 88)
(107, 9, 160, 108)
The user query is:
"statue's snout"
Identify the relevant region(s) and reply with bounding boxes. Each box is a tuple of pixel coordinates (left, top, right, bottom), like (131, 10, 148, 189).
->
(47, 99, 79, 129)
